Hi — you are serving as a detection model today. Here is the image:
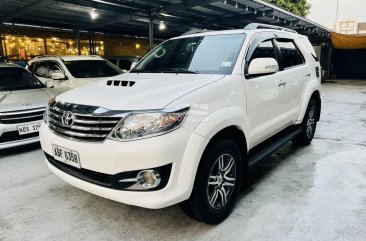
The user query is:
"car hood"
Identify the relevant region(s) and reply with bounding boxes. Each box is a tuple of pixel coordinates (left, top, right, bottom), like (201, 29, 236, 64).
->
(0, 88, 55, 112)
(57, 73, 225, 110)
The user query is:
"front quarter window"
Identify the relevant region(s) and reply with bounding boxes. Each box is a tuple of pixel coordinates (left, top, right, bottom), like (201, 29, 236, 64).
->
(132, 33, 246, 75)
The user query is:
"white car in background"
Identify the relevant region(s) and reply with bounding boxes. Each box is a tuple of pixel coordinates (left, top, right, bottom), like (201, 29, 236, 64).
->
(28, 55, 123, 93)
(0, 63, 56, 149)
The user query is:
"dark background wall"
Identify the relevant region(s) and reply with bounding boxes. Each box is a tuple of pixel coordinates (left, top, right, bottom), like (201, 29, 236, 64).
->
(333, 49, 366, 79)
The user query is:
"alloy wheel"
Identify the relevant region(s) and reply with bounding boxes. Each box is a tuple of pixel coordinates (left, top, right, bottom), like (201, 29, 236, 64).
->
(207, 154, 236, 209)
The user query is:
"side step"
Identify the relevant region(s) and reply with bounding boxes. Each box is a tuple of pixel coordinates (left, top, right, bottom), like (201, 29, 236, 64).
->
(247, 126, 303, 167)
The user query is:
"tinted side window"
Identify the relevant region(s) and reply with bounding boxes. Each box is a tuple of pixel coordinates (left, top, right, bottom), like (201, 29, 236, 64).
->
(249, 40, 276, 65)
(33, 62, 48, 78)
(276, 39, 305, 69)
(108, 59, 117, 65)
(119, 60, 132, 70)
(48, 62, 64, 77)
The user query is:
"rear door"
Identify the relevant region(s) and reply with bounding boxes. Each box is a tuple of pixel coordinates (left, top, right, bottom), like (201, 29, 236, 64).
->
(274, 38, 308, 122)
(244, 33, 289, 146)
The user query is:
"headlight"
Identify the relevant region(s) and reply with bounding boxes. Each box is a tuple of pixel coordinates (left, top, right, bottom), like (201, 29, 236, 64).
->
(108, 107, 189, 141)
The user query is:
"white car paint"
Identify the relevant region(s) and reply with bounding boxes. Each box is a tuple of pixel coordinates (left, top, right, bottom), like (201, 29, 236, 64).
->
(0, 64, 57, 149)
(40, 27, 321, 209)
(28, 55, 123, 94)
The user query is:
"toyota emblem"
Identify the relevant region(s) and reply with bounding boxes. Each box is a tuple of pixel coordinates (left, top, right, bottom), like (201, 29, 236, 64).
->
(61, 111, 75, 127)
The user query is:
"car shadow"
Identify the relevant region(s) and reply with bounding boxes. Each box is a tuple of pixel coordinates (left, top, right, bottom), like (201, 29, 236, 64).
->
(240, 142, 301, 197)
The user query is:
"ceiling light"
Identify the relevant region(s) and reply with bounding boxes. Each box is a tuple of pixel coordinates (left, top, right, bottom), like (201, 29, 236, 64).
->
(246, 5, 249, 11)
(159, 21, 166, 31)
(224, 0, 227, 4)
(90, 9, 99, 20)
(235, 2, 238, 8)
(262, 11, 265, 16)
(254, 9, 257, 14)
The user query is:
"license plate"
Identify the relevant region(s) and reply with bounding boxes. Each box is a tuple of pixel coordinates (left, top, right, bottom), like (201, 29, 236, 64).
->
(52, 144, 81, 169)
(17, 122, 42, 135)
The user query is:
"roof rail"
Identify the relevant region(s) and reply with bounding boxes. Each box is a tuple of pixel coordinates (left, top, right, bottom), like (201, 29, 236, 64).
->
(181, 29, 212, 36)
(244, 23, 297, 34)
(33, 55, 63, 59)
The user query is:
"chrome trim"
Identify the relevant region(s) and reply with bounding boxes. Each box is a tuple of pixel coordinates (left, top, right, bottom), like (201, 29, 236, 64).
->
(118, 178, 138, 183)
(47, 102, 127, 142)
(49, 123, 108, 138)
(73, 119, 119, 124)
(1, 114, 43, 121)
(49, 119, 112, 131)
(0, 107, 45, 116)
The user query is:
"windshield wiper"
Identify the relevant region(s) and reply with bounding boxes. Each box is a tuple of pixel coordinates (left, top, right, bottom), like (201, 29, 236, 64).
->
(163, 69, 199, 74)
(131, 68, 199, 74)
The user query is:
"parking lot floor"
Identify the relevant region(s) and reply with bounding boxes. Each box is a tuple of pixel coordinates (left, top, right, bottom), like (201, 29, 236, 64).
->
(1, 79, 366, 241)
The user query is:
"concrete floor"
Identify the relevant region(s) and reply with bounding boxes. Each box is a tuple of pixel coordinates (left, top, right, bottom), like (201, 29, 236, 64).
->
(1, 80, 366, 241)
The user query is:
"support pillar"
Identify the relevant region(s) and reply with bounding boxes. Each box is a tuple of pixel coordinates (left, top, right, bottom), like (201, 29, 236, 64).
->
(76, 30, 81, 55)
(148, 16, 154, 51)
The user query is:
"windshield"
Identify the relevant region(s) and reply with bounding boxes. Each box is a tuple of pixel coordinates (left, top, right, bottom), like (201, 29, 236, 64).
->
(0, 67, 45, 91)
(131, 34, 246, 75)
(64, 60, 123, 78)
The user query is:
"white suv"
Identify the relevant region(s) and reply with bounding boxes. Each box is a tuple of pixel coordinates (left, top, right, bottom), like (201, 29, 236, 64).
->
(40, 24, 321, 224)
(28, 55, 123, 93)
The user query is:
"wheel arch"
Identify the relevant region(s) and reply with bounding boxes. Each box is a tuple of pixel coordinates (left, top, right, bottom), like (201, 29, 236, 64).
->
(296, 83, 322, 124)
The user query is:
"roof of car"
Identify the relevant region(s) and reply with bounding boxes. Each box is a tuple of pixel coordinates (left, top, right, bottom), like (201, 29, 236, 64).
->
(174, 27, 302, 40)
(0, 63, 23, 68)
(30, 55, 104, 62)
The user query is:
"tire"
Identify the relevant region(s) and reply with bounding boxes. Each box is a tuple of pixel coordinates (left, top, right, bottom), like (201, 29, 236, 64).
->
(292, 99, 318, 146)
(180, 139, 243, 224)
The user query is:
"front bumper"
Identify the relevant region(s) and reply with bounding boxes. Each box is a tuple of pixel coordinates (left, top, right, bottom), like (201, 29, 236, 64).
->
(40, 124, 208, 209)
(0, 123, 40, 150)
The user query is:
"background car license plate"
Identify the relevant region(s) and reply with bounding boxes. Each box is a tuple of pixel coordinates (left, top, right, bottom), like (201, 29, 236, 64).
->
(52, 144, 81, 169)
(18, 122, 42, 135)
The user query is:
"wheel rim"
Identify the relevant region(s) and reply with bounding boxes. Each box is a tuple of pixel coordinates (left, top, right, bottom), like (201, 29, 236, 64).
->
(207, 154, 236, 210)
(306, 105, 316, 138)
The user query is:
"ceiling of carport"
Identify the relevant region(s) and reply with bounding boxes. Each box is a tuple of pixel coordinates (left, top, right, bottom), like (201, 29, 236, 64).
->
(0, 0, 331, 43)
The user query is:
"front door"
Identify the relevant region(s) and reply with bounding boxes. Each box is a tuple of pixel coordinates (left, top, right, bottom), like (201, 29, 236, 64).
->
(243, 35, 288, 147)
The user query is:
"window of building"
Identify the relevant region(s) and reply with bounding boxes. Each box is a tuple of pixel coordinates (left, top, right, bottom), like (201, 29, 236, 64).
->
(347, 21, 355, 28)
(340, 22, 348, 29)
(2, 35, 45, 61)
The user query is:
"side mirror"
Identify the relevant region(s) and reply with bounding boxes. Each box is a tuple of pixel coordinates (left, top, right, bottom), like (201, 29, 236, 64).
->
(45, 80, 55, 88)
(50, 72, 66, 80)
(130, 61, 138, 70)
(248, 58, 279, 77)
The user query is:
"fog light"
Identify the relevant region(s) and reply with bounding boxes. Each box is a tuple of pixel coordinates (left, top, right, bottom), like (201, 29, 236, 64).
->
(137, 170, 161, 189)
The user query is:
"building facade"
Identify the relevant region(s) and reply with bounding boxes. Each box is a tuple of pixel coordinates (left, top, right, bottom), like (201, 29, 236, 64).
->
(0, 26, 158, 62)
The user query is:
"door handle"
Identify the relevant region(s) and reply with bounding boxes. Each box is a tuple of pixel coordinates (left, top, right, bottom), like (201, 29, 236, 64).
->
(305, 74, 311, 78)
(278, 81, 287, 87)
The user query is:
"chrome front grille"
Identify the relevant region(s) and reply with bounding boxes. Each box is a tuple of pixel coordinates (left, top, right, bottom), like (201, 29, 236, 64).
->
(0, 108, 45, 124)
(48, 103, 123, 142)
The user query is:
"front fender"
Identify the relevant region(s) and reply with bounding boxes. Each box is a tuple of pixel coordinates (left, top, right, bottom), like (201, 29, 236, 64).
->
(193, 107, 250, 151)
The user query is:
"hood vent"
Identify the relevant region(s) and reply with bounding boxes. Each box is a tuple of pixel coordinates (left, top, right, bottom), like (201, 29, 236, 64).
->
(107, 80, 136, 87)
